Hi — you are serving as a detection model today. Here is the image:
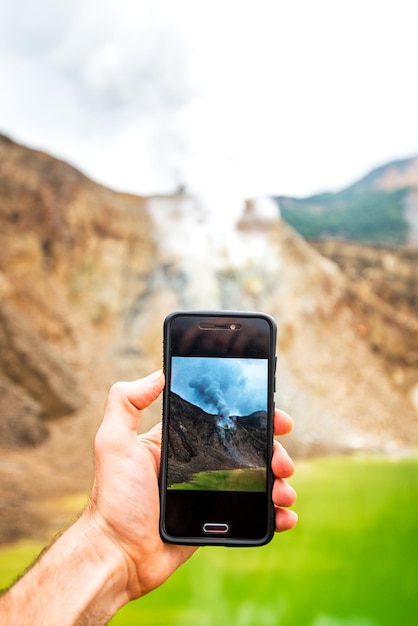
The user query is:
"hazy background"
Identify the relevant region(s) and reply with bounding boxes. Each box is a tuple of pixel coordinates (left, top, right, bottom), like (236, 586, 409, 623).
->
(1, 2, 418, 625)
(1, 0, 417, 206)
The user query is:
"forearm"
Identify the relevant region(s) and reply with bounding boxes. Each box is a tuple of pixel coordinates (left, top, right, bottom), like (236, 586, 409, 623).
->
(0, 513, 130, 626)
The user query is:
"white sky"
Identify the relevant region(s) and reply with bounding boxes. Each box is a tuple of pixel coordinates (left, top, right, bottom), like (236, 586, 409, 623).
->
(0, 0, 417, 207)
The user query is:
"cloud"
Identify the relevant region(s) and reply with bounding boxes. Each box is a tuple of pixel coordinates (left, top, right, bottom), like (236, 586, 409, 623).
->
(0, 0, 195, 191)
(0, 0, 418, 200)
(189, 374, 231, 419)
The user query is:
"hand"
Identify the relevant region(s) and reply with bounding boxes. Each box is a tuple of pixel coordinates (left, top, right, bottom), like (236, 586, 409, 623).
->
(0, 370, 297, 626)
(86, 370, 195, 602)
(272, 409, 298, 531)
(1, 372, 197, 626)
(88, 371, 297, 601)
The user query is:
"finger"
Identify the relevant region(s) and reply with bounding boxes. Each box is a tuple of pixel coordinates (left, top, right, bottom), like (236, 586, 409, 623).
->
(140, 422, 162, 446)
(271, 440, 295, 479)
(274, 408, 294, 437)
(275, 507, 299, 533)
(138, 422, 163, 466)
(102, 370, 165, 434)
(272, 477, 297, 508)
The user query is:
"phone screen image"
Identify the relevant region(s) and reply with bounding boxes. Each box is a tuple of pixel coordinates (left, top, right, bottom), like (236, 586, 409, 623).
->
(160, 311, 276, 546)
(168, 356, 268, 493)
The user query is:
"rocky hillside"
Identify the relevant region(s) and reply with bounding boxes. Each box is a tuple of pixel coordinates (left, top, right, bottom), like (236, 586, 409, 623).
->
(276, 155, 418, 247)
(167, 393, 267, 487)
(1, 134, 418, 542)
(313, 240, 418, 317)
(312, 240, 418, 370)
(0, 133, 159, 540)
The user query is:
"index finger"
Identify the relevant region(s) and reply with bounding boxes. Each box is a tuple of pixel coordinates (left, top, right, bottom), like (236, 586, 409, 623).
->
(274, 408, 293, 437)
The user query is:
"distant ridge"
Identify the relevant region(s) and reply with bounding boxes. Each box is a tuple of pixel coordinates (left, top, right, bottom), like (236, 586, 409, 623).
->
(275, 155, 418, 247)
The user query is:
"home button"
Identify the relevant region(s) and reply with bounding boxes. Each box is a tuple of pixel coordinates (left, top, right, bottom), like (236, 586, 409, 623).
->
(202, 522, 230, 534)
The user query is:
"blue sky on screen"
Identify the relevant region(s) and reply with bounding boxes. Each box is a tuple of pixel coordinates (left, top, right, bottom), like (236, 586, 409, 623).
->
(171, 357, 268, 417)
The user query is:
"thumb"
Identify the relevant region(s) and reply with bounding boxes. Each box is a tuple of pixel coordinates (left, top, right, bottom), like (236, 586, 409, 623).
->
(102, 370, 165, 434)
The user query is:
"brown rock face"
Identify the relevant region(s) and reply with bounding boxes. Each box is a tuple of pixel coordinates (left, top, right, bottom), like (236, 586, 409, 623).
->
(0, 133, 158, 541)
(0, 375, 46, 448)
(0, 300, 83, 422)
(0, 133, 156, 439)
(313, 240, 418, 367)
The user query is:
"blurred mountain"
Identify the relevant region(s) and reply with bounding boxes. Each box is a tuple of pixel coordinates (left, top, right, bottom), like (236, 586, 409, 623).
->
(312, 240, 418, 320)
(1, 134, 418, 542)
(0, 133, 160, 540)
(276, 155, 418, 247)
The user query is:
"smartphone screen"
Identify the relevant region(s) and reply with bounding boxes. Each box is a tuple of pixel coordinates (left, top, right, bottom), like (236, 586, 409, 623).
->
(159, 311, 276, 546)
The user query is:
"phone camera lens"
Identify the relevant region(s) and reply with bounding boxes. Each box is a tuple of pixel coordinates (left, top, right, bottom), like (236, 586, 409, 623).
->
(230, 324, 236, 330)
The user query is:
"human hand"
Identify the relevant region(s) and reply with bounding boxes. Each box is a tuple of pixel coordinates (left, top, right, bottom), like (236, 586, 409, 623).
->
(272, 408, 298, 531)
(86, 370, 194, 603)
(1, 371, 296, 626)
(86, 370, 297, 603)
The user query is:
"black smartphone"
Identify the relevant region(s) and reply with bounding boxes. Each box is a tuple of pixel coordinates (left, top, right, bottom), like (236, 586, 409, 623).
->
(159, 311, 277, 546)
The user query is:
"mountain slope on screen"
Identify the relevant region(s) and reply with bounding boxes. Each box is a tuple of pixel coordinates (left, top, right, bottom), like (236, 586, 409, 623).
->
(167, 392, 267, 486)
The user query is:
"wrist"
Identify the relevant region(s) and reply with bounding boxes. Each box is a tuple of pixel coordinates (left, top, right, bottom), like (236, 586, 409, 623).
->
(80, 505, 149, 603)
(71, 510, 133, 615)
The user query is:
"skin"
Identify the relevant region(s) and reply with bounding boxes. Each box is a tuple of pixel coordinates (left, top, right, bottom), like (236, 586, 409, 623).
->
(0, 370, 297, 626)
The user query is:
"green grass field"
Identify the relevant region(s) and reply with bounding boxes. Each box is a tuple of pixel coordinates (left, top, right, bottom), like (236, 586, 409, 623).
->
(169, 467, 266, 491)
(1, 456, 417, 625)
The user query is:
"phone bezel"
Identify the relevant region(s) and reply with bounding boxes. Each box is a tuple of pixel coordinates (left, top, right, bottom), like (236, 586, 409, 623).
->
(159, 310, 277, 547)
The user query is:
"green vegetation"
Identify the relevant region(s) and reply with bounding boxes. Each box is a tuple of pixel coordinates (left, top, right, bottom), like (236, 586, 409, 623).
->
(1, 456, 417, 625)
(277, 187, 409, 246)
(169, 467, 266, 491)
(114, 456, 418, 626)
(0, 540, 45, 590)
